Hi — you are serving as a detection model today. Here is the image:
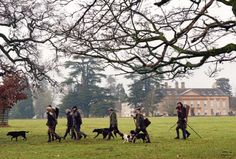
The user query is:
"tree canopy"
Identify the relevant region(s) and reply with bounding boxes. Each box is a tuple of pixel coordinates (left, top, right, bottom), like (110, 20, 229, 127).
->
(52, 0, 236, 79)
(1, 0, 236, 82)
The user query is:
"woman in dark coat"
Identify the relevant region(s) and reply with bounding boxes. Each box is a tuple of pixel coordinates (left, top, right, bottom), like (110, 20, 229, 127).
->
(46, 107, 61, 142)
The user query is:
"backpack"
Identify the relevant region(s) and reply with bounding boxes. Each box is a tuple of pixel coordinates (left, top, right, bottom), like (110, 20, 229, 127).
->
(144, 118, 151, 127)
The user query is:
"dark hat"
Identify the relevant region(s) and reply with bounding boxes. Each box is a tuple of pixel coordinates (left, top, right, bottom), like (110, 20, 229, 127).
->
(72, 106, 77, 109)
(108, 108, 114, 111)
(135, 107, 141, 111)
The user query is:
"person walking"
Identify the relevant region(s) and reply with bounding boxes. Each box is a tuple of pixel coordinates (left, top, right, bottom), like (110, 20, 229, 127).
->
(107, 108, 123, 140)
(175, 102, 191, 139)
(71, 106, 87, 140)
(132, 107, 151, 143)
(63, 109, 76, 139)
(46, 106, 61, 142)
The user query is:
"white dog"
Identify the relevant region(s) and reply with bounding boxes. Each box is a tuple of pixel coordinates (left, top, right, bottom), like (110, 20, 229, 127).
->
(122, 134, 131, 143)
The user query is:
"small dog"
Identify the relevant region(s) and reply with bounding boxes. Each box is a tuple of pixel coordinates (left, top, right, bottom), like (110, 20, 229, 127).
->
(7, 131, 29, 141)
(122, 134, 131, 143)
(130, 130, 147, 143)
(92, 128, 114, 139)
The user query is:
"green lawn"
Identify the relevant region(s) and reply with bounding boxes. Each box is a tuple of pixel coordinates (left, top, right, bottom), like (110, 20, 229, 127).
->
(0, 117, 236, 159)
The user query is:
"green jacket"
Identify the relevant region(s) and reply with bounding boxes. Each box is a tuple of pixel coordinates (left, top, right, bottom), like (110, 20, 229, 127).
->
(134, 113, 145, 129)
(110, 111, 117, 127)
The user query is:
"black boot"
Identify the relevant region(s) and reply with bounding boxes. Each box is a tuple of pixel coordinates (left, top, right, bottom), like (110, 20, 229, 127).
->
(175, 129, 180, 139)
(47, 133, 51, 142)
(186, 130, 191, 138)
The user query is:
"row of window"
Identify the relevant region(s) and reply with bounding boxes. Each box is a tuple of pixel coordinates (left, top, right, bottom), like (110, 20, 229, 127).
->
(182, 99, 228, 109)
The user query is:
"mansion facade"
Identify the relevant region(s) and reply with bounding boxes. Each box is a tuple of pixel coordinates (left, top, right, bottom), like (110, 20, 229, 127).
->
(159, 87, 229, 116)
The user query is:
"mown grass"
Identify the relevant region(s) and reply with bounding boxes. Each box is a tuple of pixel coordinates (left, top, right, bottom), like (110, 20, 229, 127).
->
(0, 117, 236, 159)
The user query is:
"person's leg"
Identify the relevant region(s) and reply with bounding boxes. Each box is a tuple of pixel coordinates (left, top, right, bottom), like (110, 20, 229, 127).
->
(175, 125, 180, 139)
(63, 127, 70, 139)
(47, 128, 52, 142)
(186, 129, 191, 138)
(142, 129, 151, 143)
(181, 125, 187, 139)
(51, 127, 62, 142)
(71, 127, 76, 139)
(75, 125, 81, 140)
(107, 126, 114, 140)
(114, 125, 123, 138)
(80, 131, 87, 138)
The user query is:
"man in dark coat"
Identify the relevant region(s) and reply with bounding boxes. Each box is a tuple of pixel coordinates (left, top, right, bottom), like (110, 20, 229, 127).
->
(63, 109, 76, 139)
(71, 106, 87, 140)
(175, 102, 190, 139)
(107, 108, 123, 140)
(46, 106, 61, 142)
(132, 107, 151, 143)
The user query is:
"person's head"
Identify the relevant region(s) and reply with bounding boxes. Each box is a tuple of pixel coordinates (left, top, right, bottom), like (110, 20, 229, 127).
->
(135, 107, 142, 113)
(46, 106, 52, 112)
(177, 102, 183, 108)
(108, 108, 114, 112)
(72, 106, 77, 111)
(65, 109, 71, 114)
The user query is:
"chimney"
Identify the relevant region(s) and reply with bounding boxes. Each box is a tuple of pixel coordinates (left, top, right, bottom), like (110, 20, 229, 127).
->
(175, 81, 179, 89)
(181, 82, 185, 89)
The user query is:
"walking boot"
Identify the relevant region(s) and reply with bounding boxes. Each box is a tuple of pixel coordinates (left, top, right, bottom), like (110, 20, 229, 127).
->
(47, 133, 51, 142)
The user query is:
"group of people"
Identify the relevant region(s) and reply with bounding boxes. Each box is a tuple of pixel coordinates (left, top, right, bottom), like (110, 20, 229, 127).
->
(46, 101, 190, 143)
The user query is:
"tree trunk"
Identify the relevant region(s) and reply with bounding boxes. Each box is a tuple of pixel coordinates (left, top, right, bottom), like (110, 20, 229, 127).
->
(0, 107, 10, 126)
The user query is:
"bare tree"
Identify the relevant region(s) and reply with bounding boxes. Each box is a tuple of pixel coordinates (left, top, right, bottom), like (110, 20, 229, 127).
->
(54, 0, 236, 79)
(0, 0, 67, 85)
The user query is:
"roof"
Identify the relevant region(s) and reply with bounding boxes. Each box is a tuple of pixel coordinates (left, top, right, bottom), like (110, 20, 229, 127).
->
(160, 88, 228, 97)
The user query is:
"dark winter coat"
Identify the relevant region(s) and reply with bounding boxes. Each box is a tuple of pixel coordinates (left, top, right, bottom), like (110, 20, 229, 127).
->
(72, 110, 82, 127)
(46, 112, 57, 127)
(134, 113, 146, 130)
(109, 111, 117, 127)
(66, 113, 73, 128)
(177, 106, 187, 127)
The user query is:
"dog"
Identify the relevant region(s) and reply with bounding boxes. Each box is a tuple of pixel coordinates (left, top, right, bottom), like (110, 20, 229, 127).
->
(130, 130, 147, 143)
(7, 131, 29, 141)
(122, 134, 131, 143)
(92, 128, 114, 139)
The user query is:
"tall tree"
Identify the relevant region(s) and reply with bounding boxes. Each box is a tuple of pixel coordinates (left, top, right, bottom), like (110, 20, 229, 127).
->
(128, 74, 163, 116)
(0, 73, 27, 125)
(115, 84, 128, 102)
(216, 78, 232, 96)
(106, 75, 116, 96)
(61, 57, 109, 117)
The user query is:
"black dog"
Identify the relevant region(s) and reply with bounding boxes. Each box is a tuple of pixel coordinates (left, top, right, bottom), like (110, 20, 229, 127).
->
(92, 128, 114, 139)
(130, 130, 147, 143)
(7, 131, 29, 141)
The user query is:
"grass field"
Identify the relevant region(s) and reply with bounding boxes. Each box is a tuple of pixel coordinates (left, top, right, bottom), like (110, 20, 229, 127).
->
(0, 117, 236, 159)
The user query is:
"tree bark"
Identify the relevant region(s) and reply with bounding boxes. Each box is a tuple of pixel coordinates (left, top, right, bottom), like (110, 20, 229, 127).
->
(0, 107, 9, 126)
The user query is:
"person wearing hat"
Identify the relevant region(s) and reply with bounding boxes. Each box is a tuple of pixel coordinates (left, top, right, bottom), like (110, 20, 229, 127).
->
(107, 108, 123, 140)
(132, 107, 151, 143)
(46, 106, 61, 142)
(63, 108, 75, 139)
(175, 102, 190, 139)
(71, 106, 82, 140)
